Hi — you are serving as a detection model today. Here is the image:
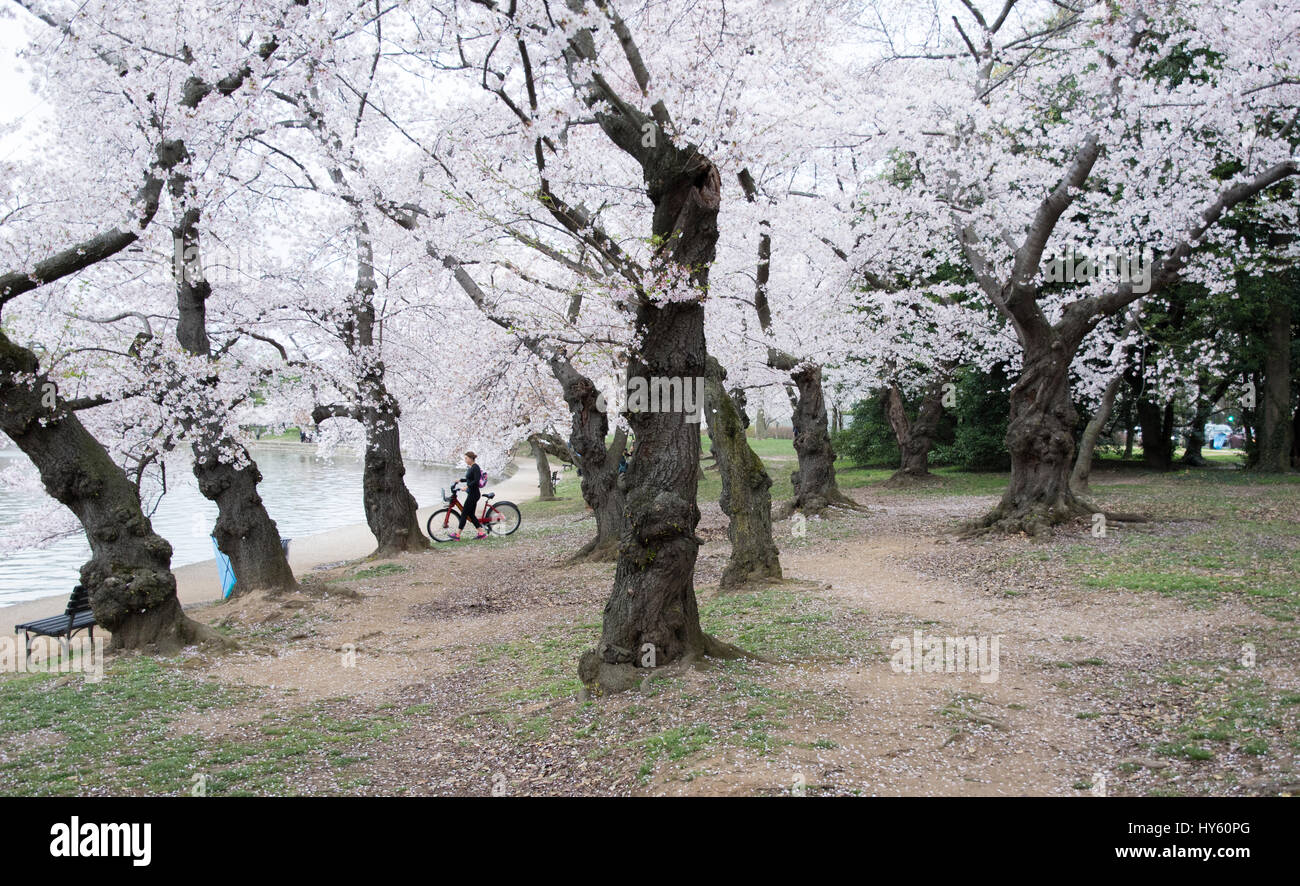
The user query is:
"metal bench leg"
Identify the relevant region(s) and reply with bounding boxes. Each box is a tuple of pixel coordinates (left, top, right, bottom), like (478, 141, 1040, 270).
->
(23, 631, 32, 667)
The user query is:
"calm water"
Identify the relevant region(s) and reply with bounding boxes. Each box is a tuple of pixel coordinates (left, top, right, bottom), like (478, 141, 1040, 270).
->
(0, 446, 460, 606)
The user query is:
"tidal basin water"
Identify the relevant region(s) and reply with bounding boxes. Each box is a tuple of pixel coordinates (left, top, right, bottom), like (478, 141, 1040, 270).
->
(0, 446, 459, 606)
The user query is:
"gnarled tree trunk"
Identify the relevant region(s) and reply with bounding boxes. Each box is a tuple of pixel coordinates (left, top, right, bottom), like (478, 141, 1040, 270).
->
(1071, 372, 1123, 492)
(193, 431, 297, 591)
(552, 362, 627, 562)
(784, 362, 859, 515)
(579, 150, 741, 693)
(885, 381, 945, 483)
(0, 331, 215, 652)
(171, 202, 295, 593)
(967, 342, 1093, 536)
(704, 355, 781, 588)
(1258, 295, 1293, 473)
(529, 435, 558, 500)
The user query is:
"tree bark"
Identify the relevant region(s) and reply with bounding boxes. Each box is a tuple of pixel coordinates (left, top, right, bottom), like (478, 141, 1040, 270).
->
(0, 330, 216, 652)
(171, 202, 295, 593)
(1136, 396, 1174, 470)
(782, 362, 859, 514)
(361, 401, 425, 557)
(1071, 372, 1123, 492)
(965, 341, 1094, 536)
(529, 435, 558, 500)
(704, 356, 781, 588)
(577, 148, 734, 693)
(884, 381, 945, 482)
(1180, 376, 1232, 467)
(1258, 295, 1293, 472)
(192, 433, 296, 591)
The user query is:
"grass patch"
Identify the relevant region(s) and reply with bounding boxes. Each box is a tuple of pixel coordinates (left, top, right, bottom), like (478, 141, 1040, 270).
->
(700, 587, 840, 661)
(1134, 661, 1299, 766)
(1060, 522, 1300, 620)
(350, 563, 409, 580)
(0, 657, 402, 796)
(476, 620, 599, 703)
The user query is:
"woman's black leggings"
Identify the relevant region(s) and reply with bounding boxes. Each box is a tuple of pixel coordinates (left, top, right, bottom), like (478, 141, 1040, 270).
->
(459, 489, 482, 530)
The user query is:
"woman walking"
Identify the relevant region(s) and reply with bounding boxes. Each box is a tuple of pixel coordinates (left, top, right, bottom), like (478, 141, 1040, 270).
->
(452, 451, 487, 540)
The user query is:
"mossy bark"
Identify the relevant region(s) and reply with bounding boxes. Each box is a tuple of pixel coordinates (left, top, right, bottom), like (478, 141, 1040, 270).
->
(530, 436, 558, 500)
(703, 356, 781, 588)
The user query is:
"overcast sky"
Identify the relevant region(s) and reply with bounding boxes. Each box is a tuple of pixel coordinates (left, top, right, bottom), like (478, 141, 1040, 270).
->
(0, 7, 48, 163)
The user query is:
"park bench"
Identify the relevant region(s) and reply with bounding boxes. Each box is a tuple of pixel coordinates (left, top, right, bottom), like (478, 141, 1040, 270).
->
(13, 584, 96, 663)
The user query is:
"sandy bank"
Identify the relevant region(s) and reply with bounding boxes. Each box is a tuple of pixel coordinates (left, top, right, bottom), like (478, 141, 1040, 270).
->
(1, 457, 542, 636)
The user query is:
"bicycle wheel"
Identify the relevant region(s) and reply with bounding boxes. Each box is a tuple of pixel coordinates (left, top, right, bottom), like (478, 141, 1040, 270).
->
(483, 501, 521, 536)
(427, 508, 462, 542)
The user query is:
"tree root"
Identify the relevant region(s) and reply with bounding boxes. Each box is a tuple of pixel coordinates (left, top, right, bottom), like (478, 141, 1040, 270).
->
(369, 538, 430, 559)
(577, 633, 767, 696)
(566, 535, 619, 564)
(1101, 510, 1150, 523)
(702, 632, 768, 662)
(110, 609, 237, 656)
(775, 490, 865, 520)
(883, 469, 940, 487)
(959, 499, 1092, 539)
(718, 563, 783, 591)
(961, 497, 1152, 538)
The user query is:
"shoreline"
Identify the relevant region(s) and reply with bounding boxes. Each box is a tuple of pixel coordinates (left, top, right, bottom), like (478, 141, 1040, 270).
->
(1, 456, 539, 636)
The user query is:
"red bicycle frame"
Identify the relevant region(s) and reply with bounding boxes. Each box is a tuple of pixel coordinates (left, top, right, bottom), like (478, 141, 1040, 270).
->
(439, 485, 495, 530)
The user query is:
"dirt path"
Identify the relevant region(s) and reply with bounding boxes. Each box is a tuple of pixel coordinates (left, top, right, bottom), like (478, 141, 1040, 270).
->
(83, 480, 1294, 797)
(738, 524, 1273, 797)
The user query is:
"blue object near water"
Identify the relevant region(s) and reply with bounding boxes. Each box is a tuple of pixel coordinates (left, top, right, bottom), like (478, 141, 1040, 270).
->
(212, 537, 237, 600)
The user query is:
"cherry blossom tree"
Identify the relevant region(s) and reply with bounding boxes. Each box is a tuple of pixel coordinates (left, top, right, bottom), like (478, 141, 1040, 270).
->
(0, 0, 309, 647)
(850, 0, 1300, 534)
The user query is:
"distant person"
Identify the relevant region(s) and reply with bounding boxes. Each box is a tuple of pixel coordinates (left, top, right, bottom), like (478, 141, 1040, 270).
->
(453, 451, 486, 541)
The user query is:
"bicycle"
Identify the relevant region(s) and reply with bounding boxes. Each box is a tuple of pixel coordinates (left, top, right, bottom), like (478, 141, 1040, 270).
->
(427, 481, 521, 542)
